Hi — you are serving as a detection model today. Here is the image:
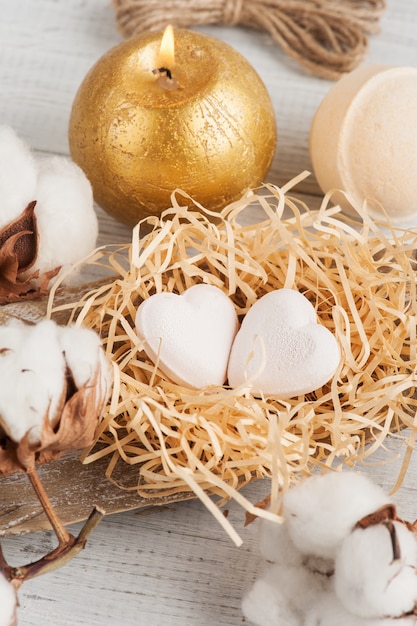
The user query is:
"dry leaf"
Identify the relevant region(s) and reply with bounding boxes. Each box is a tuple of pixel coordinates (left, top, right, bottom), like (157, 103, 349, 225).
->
(0, 202, 60, 303)
(355, 503, 398, 530)
(245, 494, 273, 526)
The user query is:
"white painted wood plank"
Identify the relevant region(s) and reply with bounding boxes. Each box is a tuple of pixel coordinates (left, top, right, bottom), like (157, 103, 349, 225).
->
(5, 482, 264, 626)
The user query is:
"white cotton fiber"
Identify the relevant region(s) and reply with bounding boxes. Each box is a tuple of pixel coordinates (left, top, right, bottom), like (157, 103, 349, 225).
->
(258, 518, 303, 566)
(334, 521, 417, 619)
(57, 324, 112, 394)
(0, 319, 24, 352)
(0, 125, 37, 228)
(245, 472, 417, 626)
(0, 572, 16, 626)
(284, 472, 391, 559)
(305, 589, 361, 626)
(305, 589, 388, 626)
(242, 562, 329, 626)
(31, 155, 98, 278)
(0, 320, 66, 443)
(242, 576, 302, 626)
(0, 127, 98, 289)
(0, 320, 111, 446)
(306, 587, 417, 626)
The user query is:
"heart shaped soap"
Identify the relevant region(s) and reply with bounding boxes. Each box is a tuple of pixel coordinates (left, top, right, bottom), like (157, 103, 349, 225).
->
(227, 289, 340, 397)
(135, 284, 239, 389)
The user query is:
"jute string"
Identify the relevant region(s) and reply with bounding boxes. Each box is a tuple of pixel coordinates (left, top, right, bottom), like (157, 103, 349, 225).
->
(112, 0, 386, 80)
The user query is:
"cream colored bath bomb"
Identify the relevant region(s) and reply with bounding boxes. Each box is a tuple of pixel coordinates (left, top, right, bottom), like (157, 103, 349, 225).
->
(310, 65, 417, 223)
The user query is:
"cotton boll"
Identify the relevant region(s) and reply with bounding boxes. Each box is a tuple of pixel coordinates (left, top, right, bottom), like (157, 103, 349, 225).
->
(0, 320, 66, 443)
(0, 126, 37, 228)
(284, 472, 391, 560)
(0, 572, 16, 626)
(0, 132, 99, 299)
(242, 561, 330, 626)
(258, 518, 303, 566)
(0, 319, 112, 476)
(242, 575, 301, 626)
(0, 319, 25, 352)
(305, 590, 361, 626)
(31, 156, 98, 279)
(335, 521, 417, 619)
(57, 325, 112, 395)
(14, 320, 66, 427)
(0, 359, 48, 443)
(305, 590, 387, 626)
(307, 590, 417, 625)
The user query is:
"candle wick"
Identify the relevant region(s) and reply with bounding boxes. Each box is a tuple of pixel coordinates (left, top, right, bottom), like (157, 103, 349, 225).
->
(152, 66, 179, 91)
(152, 66, 173, 80)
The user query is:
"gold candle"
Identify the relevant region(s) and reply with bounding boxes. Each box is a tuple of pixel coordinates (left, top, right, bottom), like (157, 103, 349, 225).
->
(68, 27, 277, 227)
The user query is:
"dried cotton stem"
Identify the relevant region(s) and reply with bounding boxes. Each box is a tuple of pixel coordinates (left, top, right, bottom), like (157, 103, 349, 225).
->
(26, 467, 71, 549)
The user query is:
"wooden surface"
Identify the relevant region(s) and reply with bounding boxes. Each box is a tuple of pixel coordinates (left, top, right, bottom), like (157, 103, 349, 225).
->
(1, 1, 417, 625)
(0, 448, 200, 537)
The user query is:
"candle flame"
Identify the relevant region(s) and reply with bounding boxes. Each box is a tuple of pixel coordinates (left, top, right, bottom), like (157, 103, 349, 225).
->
(157, 24, 175, 69)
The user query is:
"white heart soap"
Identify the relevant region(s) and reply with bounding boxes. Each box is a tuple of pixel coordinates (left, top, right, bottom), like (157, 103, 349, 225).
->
(135, 284, 239, 389)
(227, 289, 340, 397)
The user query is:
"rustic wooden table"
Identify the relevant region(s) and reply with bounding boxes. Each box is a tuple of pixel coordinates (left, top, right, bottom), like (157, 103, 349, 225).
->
(1, 1, 417, 624)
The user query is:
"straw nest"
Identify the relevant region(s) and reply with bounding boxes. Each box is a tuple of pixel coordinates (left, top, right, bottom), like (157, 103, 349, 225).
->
(48, 174, 417, 540)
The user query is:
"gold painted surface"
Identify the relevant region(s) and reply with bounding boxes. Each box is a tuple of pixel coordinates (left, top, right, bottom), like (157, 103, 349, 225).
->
(68, 29, 277, 226)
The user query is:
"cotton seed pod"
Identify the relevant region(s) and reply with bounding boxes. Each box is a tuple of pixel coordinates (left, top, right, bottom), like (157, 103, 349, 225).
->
(283, 472, 391, 560)
(0, 319, 112, 475)
(0, 125, 98, 303)
(334, 519, 417, 619)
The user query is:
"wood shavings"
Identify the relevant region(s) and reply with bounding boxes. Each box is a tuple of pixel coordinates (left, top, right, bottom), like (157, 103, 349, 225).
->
(48, 176, 417, 543)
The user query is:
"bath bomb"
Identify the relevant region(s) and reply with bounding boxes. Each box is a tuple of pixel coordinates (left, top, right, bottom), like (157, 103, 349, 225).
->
(310, 65, 417, 223)
(135, 284, 239, 389)
(227, 289, 340, 397)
